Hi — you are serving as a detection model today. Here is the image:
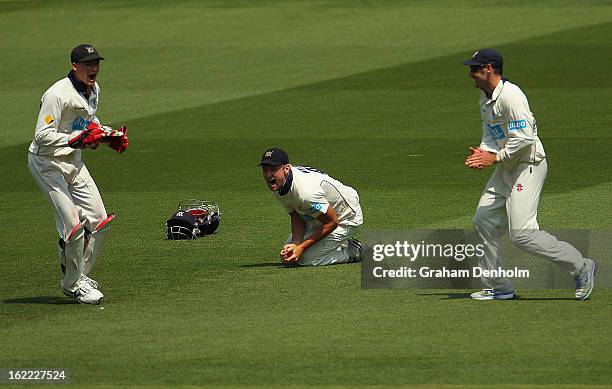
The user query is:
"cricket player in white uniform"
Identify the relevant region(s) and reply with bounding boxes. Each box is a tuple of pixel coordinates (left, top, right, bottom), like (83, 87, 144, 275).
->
(462, 48, 596, 300)
(259, 148, 363, 266)
(28, 44, 129, 304)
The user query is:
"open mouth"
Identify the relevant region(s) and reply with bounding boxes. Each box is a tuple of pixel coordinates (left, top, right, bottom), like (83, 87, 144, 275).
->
(88, 73, 97, 82)
(266, 177, 278, 189)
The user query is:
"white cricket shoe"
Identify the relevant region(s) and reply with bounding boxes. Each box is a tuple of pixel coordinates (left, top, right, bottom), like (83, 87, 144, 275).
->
(470, 288, 515, 300)
(575, 259, 597, 301)
(82, 275, 99, 289)
(62, 278, 104, 305)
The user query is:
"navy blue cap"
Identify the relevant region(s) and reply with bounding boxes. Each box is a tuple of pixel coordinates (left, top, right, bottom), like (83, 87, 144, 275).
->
(258, 147, 289, 166)
(462, 48, 503, 67)
(71, 44, 104, 63)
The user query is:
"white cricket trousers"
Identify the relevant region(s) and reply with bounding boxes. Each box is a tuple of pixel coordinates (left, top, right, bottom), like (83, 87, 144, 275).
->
(472, 159, 587, 291)
(28, 152, 107, 288)
(285, 223, 357, 266)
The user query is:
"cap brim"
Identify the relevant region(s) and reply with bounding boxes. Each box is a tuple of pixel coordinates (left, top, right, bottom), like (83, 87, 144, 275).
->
(258, 160, 284, 167)
(462, 59, 482, 66)
(75, 55, 104, 63)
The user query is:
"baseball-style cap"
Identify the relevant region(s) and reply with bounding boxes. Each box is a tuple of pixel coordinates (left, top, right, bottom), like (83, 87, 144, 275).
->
(258, 147, 289, 166)
(462, 48, 503, 67)
(71, 44, 105, 63)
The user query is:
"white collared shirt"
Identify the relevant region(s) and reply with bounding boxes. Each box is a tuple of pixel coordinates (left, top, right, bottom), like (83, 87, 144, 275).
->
(478, 79, 546, 164)
(274, 166, 363, 227)
(29, 77, 101, 157)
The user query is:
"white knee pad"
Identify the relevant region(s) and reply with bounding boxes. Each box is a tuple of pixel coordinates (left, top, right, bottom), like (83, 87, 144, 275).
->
(82, 214, 114, 276)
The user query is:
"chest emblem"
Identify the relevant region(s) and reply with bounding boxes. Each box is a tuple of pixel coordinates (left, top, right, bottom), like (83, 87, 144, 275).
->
(487, 124, 505, 140)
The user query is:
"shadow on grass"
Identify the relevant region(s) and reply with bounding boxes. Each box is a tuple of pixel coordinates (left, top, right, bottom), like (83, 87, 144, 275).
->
(3, 296, 78, 305)
(514, 297, 577, 301)
(416, 292, 470, 299)
(240, 262, 286, 268)
(417, 292, 577, 301)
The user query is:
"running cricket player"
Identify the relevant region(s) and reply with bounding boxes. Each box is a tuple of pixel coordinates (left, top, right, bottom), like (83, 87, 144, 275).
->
(462, 48, 596, 300)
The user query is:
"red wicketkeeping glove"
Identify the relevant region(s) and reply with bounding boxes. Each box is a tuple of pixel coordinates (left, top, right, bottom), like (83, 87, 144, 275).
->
(68, 122, 105, 149)
(108, 126, 129, 153)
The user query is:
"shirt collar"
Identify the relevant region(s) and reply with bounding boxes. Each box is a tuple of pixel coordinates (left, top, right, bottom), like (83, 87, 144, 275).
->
(278, 169, 293, 196)
(480, 78, 505, 104)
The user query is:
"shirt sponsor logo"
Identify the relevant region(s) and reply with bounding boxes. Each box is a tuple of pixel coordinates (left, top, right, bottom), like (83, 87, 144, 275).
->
(44, 115, 54, 125)
(488, 124, 505, 140)
(309, 202, 325, 212)
(508, 119, 527, 131)
(72, 117, 89, 131)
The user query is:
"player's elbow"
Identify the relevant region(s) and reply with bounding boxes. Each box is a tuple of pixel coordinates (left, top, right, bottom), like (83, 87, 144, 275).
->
(34, 127, 57, 145)
(34, 130, 47, 144)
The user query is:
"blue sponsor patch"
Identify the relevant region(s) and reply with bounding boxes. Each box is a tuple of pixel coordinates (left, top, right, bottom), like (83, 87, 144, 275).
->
(488, 124, 505, 140)
(72, 117, 89, 131)
(309, 202, 325, 213)
(508, 119, 528, 131)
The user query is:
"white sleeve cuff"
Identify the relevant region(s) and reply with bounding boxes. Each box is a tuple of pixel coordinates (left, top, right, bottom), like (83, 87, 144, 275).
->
(496, 150, 506, 162)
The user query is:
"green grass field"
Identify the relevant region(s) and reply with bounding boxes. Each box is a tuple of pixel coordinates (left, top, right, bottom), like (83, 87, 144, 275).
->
(1, 1, 611, 388)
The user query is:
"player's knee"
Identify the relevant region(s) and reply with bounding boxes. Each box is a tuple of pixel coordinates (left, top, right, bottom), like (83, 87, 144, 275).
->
(90, 211, 109, 231)
(510, 230, 535, 249)
(64, 221, 84, 243)
(472, 211, 489, 230)
(298, 249, 318, 265)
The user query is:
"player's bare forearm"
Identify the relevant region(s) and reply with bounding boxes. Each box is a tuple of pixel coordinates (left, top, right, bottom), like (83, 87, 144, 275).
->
(465, 146, 497, 170)
(282, 208, 339, 262)
(280, 212, 307, 263)
(296, 208, 338, 252)
(298, 222, 335, 251)
(289, 211, 306, 244)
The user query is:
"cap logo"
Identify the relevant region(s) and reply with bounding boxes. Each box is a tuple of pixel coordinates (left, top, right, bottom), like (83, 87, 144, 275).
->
(264, 151, 273, 158)
(472, 51, 479, 58)
(86, 46, 95, 54)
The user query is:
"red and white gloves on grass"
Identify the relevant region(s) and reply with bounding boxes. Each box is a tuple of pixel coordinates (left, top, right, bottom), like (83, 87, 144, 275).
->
(68, 122, 129, 153)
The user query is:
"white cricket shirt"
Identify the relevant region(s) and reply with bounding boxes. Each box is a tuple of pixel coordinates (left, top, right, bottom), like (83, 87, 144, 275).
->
(274, 166, 363, 227)
(29, 73, 101, 157)
(478, 79, 546, 164)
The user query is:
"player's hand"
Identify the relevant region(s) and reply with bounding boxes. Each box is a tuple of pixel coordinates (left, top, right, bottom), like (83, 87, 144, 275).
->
(108, 126, 128, 153)
(465, 147, 496, 169)
(68, 126, 105, 149)
(280, 243, 303, 263)
(464, 147, 482, 169)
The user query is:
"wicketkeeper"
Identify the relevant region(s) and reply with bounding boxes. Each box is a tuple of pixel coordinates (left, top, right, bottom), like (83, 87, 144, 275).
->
(28, 44, 128, 304)
(259, 148, 363, 266)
